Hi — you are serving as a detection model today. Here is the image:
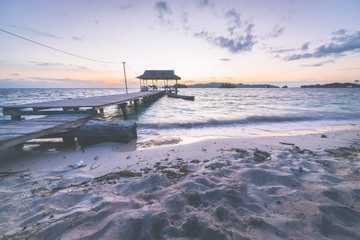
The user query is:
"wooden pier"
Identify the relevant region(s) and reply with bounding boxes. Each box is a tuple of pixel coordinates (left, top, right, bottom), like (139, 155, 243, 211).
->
(0, 91, 165, 150)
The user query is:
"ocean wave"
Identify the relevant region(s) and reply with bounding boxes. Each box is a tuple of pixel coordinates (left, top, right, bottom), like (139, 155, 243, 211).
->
(138, 115, 359, 130)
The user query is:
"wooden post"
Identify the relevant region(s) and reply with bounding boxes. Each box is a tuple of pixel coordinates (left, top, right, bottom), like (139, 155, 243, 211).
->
(119, 103, 128, 119)
(134, 100, 139, 113)
(11, 112, 22, 120)
(176, 79, 178, 94)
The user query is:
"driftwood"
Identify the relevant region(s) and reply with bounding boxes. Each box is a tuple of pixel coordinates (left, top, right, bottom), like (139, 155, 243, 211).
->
(78, 120, 137, 145)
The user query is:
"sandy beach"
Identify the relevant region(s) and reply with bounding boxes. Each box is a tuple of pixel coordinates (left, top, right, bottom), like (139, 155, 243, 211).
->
(1, 125, 360, 239)
(2, 0, 360, 238)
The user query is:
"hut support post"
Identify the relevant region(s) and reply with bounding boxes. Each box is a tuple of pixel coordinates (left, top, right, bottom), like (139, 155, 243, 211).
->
(175, 79, 178, 94)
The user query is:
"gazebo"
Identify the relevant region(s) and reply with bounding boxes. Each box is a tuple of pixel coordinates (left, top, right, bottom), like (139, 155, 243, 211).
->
(137, 70, 181, 94)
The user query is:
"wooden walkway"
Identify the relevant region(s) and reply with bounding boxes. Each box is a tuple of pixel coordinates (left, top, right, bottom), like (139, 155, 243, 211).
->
(0, 91, 165, 149)
(1, 91, 165, 119)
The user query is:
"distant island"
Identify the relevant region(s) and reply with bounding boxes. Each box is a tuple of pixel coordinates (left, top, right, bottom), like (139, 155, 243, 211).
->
(219, 83, 236, 88)
(174, 84, 187, 88)
(188, 82, 280, 88)
(301, 82, 360, 88)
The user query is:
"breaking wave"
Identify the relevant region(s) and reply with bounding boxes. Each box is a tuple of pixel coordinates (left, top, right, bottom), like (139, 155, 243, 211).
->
(137, 114, 359, 130)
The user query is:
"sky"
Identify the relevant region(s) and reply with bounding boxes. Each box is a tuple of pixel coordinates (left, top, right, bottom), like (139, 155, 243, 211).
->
(0, 0, 360, 88)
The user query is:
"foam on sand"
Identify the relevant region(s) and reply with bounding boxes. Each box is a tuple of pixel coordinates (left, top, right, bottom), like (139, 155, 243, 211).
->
(0, 127, 360, 239)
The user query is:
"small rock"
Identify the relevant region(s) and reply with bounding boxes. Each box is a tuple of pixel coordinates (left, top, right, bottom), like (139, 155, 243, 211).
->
(185, 164, 198, 172)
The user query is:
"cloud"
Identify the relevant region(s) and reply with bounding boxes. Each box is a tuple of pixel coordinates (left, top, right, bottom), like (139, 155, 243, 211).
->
(270, 42, 310, 55)
(27, 61, 91, 71)
(181, 12, 189, 25)
(194, 9, 256, 53)
(302, 59, 335, 67)
(301, 42, 310, 50)
(94, 19, 99, 25)
(220, 58, 231, 61)
(285, 30, 360, 61)
(195, 26, 256, 53)
(262, 25, 284, 39)
(155, 1, 173, 24)
(180, 12, 191, 31)
(11, 25, 62, 39)
(332, 29, 347, 36)
(118, 3, 133, 10)
(30, 77, 104, 85)
(226, 9, 241, 30)
(28, 61, 64, 67)
(11, 73, 20, 76)
(198, 0, 214, 8)
(76, 66, 91, 71)
(271, 47, 295, 54)
(72, 36, 83, 41)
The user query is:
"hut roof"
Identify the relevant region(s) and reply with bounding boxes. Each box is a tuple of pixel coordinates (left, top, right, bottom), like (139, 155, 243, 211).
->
(137, 70, 181, 80)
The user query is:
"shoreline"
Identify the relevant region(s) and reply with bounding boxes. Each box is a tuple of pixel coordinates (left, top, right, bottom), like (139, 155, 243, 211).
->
(1, 125, 360, 239)
(1, 124, 358, 174)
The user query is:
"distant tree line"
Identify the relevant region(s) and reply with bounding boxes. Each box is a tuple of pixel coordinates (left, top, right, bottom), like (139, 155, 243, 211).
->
(301, 82, 360, 88)
(186, 82, 280, 88)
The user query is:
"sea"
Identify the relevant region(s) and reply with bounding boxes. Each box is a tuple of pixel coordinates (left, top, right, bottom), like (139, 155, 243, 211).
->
(1, 88, 360, 144)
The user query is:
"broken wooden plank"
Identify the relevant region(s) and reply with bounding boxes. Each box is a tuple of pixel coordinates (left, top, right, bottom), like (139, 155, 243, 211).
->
(0, 114, 94, 150)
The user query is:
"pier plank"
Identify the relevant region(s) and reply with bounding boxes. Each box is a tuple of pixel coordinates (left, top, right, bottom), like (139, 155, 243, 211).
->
(0, 114, 94, 150)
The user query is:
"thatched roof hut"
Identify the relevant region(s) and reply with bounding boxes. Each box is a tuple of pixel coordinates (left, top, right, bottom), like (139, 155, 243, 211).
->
(137, 70, 181, 93)
(137, 70, 180, 80)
